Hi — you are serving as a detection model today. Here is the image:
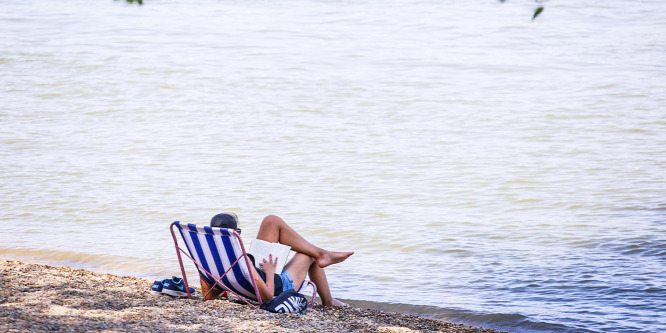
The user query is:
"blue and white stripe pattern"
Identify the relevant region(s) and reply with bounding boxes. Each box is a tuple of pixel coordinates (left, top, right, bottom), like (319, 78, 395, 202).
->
(173, 221, 258, 301)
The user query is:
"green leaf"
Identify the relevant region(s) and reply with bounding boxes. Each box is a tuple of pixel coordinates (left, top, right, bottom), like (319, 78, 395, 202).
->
(116, 0, 143, 5)
(532, 6, 544, 20)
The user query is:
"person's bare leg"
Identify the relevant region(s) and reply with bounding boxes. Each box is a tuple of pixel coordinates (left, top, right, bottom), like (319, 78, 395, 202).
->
(284, 253, 349, 307)
(307, 261, 348, 307)
(284, 253, 314, 291)
(256, 215, 353, 268)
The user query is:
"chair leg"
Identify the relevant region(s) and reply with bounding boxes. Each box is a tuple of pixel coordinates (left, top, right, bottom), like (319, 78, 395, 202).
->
(180, 259, 191, 299)
(307, 280, 317, 310)
(171, 224, 192, 299)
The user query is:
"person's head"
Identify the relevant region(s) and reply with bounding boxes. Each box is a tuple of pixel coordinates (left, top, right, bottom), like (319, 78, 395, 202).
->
(210, 212, 240, 234)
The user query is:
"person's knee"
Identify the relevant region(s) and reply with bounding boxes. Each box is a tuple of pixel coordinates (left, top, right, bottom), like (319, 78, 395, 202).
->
(261, 215, 283, 228)
(296, 253, 316, 265)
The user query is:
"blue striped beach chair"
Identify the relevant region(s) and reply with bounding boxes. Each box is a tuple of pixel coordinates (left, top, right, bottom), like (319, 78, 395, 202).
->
(170, 221, 316, 309)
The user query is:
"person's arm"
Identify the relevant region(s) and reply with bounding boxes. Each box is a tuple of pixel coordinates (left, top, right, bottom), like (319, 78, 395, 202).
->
(251, 254, 278, 302)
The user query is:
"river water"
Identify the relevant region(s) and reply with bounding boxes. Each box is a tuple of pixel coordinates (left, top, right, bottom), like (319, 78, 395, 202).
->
(1, 0, 665, 332)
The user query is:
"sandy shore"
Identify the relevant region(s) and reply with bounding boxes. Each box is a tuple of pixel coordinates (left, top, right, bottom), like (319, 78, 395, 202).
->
(0, 260, 505, 332)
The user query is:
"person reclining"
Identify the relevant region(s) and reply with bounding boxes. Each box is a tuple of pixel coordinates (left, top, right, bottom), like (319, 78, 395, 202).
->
(200, 213, 354, 307)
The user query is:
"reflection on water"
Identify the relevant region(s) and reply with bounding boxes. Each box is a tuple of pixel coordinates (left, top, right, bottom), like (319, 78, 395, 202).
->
(1, 0, 665, 332)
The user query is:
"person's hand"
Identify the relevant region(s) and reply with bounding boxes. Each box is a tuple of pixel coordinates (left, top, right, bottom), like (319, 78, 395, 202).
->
(259, 254, 277, 276)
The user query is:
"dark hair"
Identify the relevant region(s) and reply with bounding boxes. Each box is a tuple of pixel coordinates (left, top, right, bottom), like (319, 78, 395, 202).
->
(210, 212, 239, 230)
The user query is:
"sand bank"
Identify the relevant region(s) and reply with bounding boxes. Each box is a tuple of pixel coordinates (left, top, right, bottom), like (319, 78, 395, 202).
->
(0, 260, 504, 332)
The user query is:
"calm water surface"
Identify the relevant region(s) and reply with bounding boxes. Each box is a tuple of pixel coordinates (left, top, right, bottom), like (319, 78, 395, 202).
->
(1, 0, 665, 332)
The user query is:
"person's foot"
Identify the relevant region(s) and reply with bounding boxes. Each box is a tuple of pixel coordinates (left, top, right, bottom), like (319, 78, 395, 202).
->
(323, 298, 350, 308)
(317, 251, 354, 268)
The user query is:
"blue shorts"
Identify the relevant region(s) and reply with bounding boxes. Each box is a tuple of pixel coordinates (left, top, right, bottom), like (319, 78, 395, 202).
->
(279, 270, 296, 291)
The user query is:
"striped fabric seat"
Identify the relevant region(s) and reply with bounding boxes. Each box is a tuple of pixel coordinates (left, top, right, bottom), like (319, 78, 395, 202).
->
(171, 221, 262, 305)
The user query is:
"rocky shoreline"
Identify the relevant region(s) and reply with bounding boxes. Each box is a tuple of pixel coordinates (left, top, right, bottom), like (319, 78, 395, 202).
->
(0, 260, 505, 332)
